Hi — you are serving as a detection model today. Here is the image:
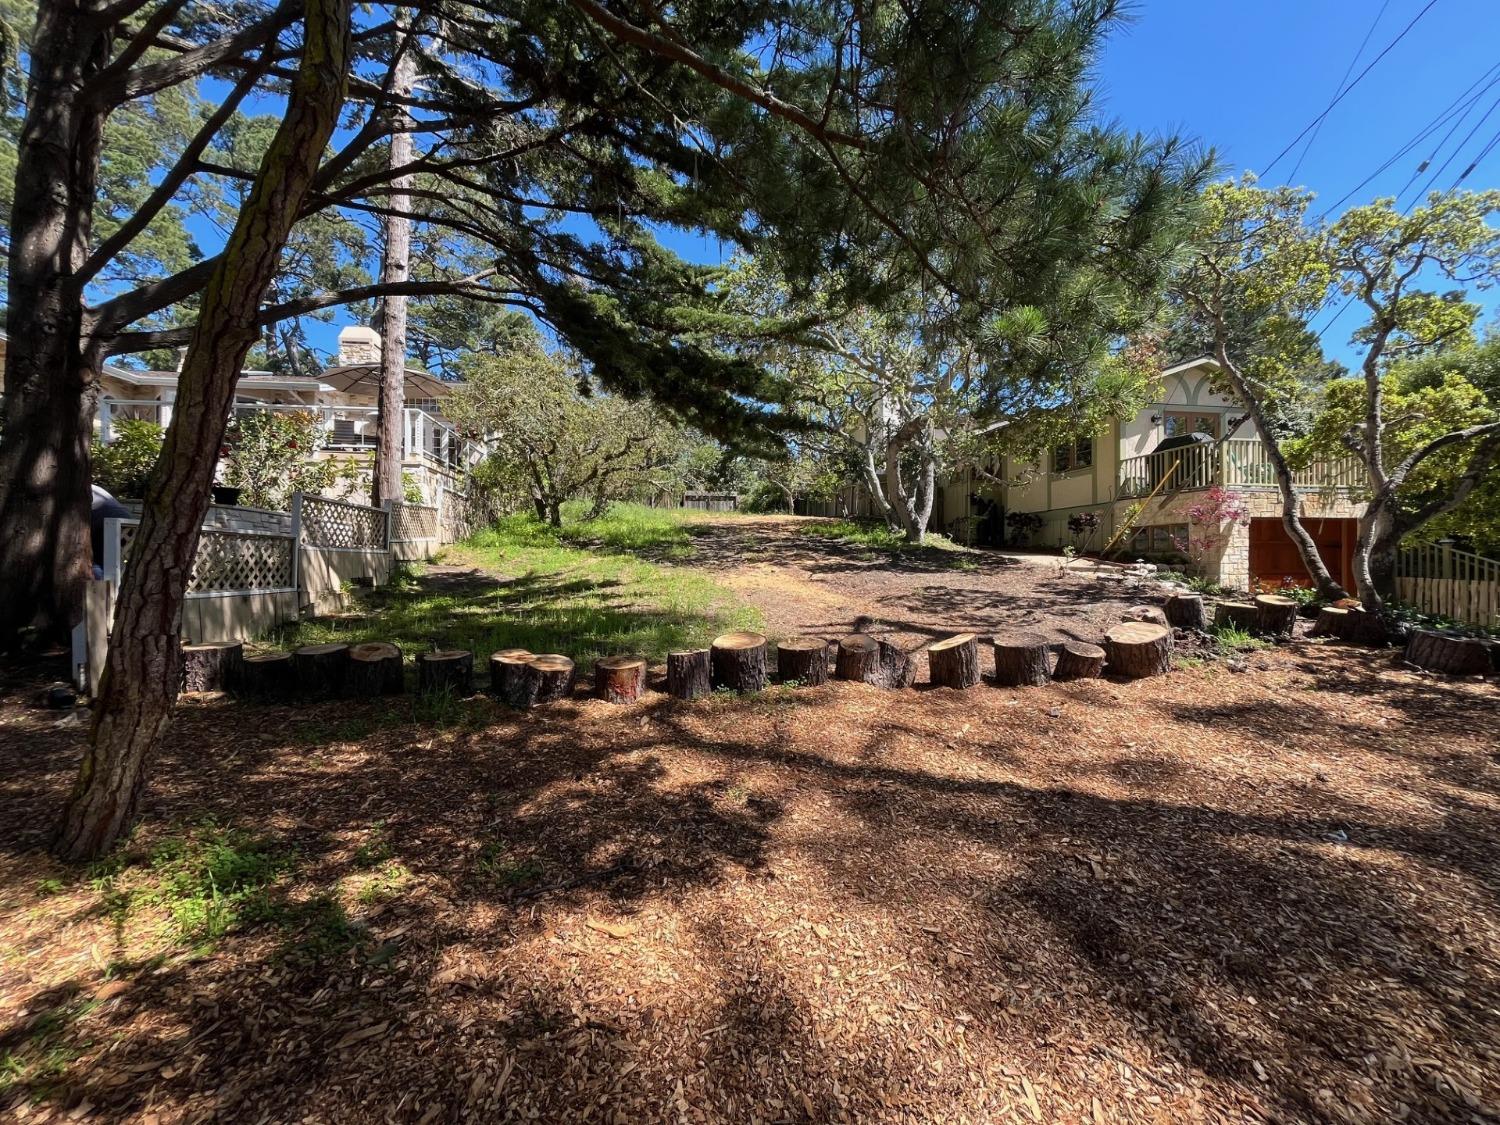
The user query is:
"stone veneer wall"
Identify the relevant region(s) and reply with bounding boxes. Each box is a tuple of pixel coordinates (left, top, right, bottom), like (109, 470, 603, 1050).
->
(1111, 490, 1367, 591)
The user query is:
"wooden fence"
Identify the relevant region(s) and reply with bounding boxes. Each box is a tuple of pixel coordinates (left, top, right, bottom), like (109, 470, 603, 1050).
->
(1397, 540, 1500, 629)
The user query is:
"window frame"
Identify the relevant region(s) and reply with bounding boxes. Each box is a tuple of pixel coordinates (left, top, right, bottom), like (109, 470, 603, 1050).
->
(1050, 436, 1094, 475)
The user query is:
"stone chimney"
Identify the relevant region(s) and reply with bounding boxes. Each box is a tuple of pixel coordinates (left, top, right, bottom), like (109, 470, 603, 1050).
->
(337, 325, 382, 367)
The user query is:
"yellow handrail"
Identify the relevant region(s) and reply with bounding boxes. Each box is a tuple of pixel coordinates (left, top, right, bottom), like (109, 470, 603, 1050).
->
(1101, 459, 1182, 559)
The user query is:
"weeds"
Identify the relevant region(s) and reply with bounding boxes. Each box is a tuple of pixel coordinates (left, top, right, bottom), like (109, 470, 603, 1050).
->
(476, 840, 544, 887)
(1212, 625, 1270, 654)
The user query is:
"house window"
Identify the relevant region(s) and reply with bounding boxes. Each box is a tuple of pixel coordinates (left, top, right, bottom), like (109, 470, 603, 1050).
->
(1052, 436, 1093, 474)
(1165, 411, 1219, 438)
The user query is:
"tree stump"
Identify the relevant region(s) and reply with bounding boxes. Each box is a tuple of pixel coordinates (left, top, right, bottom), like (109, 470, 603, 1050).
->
(181, 641, 243, 693)
(521, 654, 575, 706)
(595, 656, 647, 703)
(666, 648, 711, 700)
(346, 642, 403, 697)
(776, 636, 829, 686)
(489, 648, 534, 707)
(1213, 602, 1259, 632)
(240, 651, 295, 701)
(1052, 641, 1106, 682)
(1123, 604, 1169, 627)
(711, 631, 768, 693)
(992, 632, 1051, 687)
(1104, 622, 1173, 679)
(835, 634, 881, 683)
(294, 643, 350, 699)
(928, 633, 981, 689)
(1340, 607, 1390, 646)
(416, 649, 474, 696)
(1253, 594, 1299, 637)
(1403, 629, 1493, 676)
(1164, 593, 1207, 631)
(1310, 606, 1348, 637)
(876, 640, 917, 689)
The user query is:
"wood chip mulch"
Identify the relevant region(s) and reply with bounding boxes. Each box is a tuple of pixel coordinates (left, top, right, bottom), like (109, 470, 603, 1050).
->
(0, 643, 1496, 1124)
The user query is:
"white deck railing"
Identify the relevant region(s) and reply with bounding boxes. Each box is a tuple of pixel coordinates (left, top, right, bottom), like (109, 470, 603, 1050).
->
(1117, 439, 1364, 499)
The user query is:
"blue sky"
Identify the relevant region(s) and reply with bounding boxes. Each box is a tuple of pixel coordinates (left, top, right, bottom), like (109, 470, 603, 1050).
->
(302, 0, 1500, 369)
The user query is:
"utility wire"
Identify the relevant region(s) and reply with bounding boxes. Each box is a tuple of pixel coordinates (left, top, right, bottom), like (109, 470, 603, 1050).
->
(1386, 65, 1500, 205)
(1260, 0, 1440, 178)
(1410, 92, 1500, 200)
(1287, 0, 1391, 182)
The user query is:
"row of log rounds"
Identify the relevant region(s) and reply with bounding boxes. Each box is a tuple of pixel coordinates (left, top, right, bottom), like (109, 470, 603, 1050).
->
(487, 649, 577, 707)
(228, 641, 434, 700)
(1213, 594, 1299, 637)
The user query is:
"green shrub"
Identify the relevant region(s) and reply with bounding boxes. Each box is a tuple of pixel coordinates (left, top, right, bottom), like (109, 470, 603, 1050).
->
(91, 419, 164, 498)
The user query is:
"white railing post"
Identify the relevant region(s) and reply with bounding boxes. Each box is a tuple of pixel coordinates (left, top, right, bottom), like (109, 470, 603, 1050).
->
(289, 491, 304, 604)
(99, 400, 113, 444)
(435, 482, 445, 542)
(103, 517, 124, 587)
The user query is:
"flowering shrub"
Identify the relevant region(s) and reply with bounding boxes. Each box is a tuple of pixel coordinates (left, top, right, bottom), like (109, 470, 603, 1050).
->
(1066, 510, 1101, 551)
(1171, 486, 1249, 575)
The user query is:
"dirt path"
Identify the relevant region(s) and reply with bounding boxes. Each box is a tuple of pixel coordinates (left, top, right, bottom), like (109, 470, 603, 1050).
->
(678, 516, 1165, 662)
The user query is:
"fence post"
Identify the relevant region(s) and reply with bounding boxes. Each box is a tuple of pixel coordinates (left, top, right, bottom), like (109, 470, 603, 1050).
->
(1438, 538, 1455, 581)
(435, 484, 445, 544)
(382, 499, 394, 551)
(289, 492, 304, 609)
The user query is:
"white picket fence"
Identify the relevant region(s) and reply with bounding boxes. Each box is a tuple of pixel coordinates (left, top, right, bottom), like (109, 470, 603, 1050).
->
(1397, 540, 1500, 629)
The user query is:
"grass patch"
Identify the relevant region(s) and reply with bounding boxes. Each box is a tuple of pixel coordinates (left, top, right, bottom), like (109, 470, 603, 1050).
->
(277, 507, 762, 668)
(0, 993, 96, 1103)
(1212, 625, 1271, 654)
(800, 520, 977, 568)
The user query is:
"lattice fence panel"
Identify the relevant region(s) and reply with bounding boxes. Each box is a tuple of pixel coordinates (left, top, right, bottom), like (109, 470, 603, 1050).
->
(117, 523, 294, 593)
(300, 495, 388, 548)
(392, 503, 438, 542)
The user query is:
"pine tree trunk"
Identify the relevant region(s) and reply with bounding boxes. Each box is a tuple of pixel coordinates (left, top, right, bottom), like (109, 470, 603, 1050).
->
(0, 1, 112, 646)
(52, 0, 354, 862)
(928, 633, 980, 689)
(666, 648, 711, 699)
(371, 25, 415, 507)
(775, 636, 829, 685)
(992, 633, 1051, 687)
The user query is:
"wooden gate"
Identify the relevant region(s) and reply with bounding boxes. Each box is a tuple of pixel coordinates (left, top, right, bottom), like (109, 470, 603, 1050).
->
(1248, 517, 1356, 591)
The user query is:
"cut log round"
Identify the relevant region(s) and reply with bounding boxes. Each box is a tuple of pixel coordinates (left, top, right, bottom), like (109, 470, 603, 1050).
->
(710, 631, 768, 693)
(489, 648, 533, 707)
(1164, 593, 1207, 631)
(1309, 606, 1348, 637)
(928, 633, 980, 689)
(595, 655, 647, 703)
(1253, 594, 1299, 637)
(1403, 629, 1493, 676)
(666, 648, 711, 700)
(416, 649, 474, 696)
(1123, 604, 1169, 627)
(1213, 601, 1259, 633)
(1052, 641, 1106, 682)
(1340, 607, 1390, 646)
(294, 643, 350, 699)
(521, 654, 575, 706)
(1104, 622, 1173, 679)
(992, 632, 1051, 688)
(776, 636, 829, 686)
(834, 634, 881, 683)
(346, 642, 403, 697)
(181, 641, 243, 693)
(239, 651, 295, 701)
(876, 640, 916, 689)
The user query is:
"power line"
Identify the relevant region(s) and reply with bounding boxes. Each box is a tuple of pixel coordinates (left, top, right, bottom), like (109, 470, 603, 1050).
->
(1398, 80, 1500, 205)
(1260, 0, 1440, 179)
(1410, 92, 1500, 200)
(1287, 0, 1392, 182)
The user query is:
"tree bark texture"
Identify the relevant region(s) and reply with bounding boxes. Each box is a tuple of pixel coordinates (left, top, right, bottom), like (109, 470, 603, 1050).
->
(834, 634, 881, 683)
(1253, 595, 1298, 638)
(1403, 630, 1492, 676)
(875, 640, 916, 689)
(666, 648, 711, 700)
(489, 648, 533, 707)
(1213, 602, 1260, 632)
(53, 0, 354, 862)
(521, 654, 575, 706)
(1104, 622, 1173, 679)
(1123, 604, 1169, 626)
(0, 0, 112, 645)
(346, 642, 404, 696)
(181, 642, 243, 693)
(775, 636, 829, 685)
(711, 631, 768, 693)
(1052, 641, 1106, 682)
(992, 633, 1051, 687)
(295, 643, 351, 699)
(239, 651, 295, 700)
(594, 656, 646, 703)
(1164, 594, 1207, 631)
(417, 650, 474, 695)
(371, 26, 416, 507)
(928, 633, 980, 689)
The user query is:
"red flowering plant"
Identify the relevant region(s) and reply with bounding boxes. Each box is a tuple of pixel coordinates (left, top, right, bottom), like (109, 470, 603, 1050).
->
(1171, 486, 1249, 576)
